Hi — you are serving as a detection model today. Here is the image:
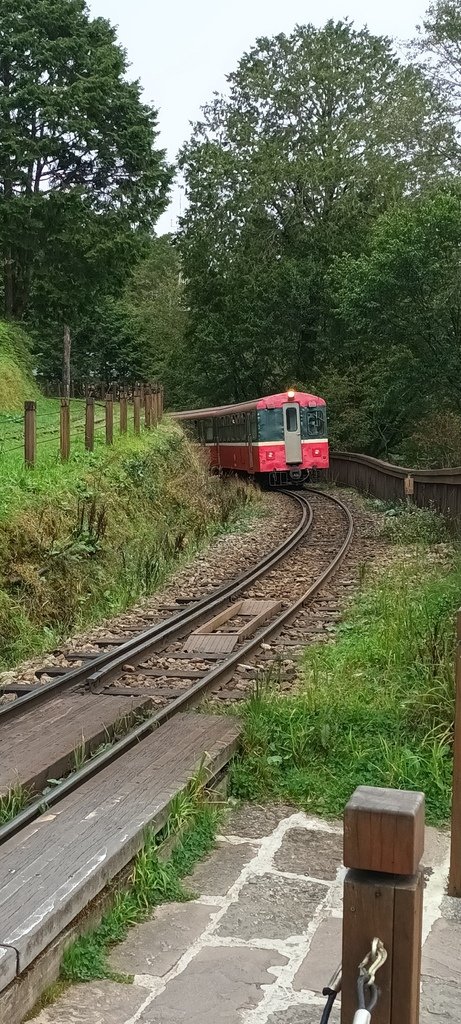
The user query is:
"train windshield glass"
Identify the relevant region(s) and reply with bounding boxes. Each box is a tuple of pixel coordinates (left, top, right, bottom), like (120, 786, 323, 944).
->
(301, 407, 327, 438)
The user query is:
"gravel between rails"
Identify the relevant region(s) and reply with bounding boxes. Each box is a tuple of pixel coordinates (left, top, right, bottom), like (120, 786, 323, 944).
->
(0, 492, 299, 695)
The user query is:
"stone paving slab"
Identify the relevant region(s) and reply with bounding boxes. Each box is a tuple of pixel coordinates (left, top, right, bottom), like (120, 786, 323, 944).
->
(109, 901, 219, 978)
(274, 827, 343, 880)
(293, 916, 342, 993)
(183, 840, 258, 896)
(216, 873, 329, 940)
(31, 804, 455, 1024)
(33, 980, 147, 1023)
(139, 945, 288, 1024)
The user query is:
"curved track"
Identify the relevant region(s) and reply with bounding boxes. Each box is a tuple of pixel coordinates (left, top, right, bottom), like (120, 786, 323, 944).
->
(0, 487, 353, 843)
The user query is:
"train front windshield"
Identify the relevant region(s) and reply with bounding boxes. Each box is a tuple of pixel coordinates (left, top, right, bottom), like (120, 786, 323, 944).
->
(301, 407, 327, 439)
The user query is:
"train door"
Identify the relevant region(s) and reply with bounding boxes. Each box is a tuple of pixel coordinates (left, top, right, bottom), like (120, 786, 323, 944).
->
(283, 403, 302, 464)
(246, 413, 254, 471)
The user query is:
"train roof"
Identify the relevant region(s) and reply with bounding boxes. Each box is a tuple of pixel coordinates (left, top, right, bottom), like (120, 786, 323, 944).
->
(173, 391, 326, 420)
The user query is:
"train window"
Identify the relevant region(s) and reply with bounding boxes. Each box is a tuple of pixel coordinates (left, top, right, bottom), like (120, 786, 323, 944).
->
(205, 419, 214, 442)
(286, 407, 298, 432)
(257, 409, 284, 442)
(301, 407, 326, 438)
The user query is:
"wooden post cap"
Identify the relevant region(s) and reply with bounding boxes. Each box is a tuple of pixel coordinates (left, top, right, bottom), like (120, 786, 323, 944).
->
(344, 786, 425, 875)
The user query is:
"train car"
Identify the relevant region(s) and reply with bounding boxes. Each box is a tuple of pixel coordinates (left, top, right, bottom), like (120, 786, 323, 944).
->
(174, 390, 329, 486)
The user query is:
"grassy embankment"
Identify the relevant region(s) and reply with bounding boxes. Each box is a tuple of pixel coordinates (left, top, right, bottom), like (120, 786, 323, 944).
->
(0, 326, 261, 669)
(231, 503, 457, 826)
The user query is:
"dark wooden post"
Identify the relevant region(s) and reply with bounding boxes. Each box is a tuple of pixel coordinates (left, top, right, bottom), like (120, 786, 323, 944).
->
(144, 388, 152, 430)
(105, 396, 114, 446)
(63, 324, 71, 399)
(152, 388, 159, 428)
(85, 397, 94, 451)
(159, 385, 164, 421)
(24, 401, 36, 468)
(449, 610, 461, 895)
(133, 392, 141, 435)
(120, 394, 128, 434)
(60, 398, 70, 462)
(341, 786, 425, 1024)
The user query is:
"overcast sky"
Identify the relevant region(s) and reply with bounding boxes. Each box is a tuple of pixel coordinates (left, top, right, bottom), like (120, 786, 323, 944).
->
(88, 0, 427, 232)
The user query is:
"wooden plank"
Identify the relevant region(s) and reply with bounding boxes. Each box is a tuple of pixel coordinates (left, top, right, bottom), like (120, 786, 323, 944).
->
(234, 601, 281, 639)
(0, 693, 151, 796)
(137, 669, 206, 679)
(193, 602, 242, 635)
(344, 786, 425, 875)
(341, 871, 394, 1024)
(449, 615, 461, 895)
(391, 873, 423, 1024)
(0, 714, 241, 986)
(183, 632, 239, 654)
(152, 652, 224, 662)
(0, 946, 16, 991)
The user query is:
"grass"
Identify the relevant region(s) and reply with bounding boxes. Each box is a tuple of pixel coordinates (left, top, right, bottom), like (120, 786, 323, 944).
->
(0, 419, 262, 668)
(0, 321, 38, 413)
(371, 499, 449, 545)
(60, 780, 221, 984)
(0, 781, 31, 824)
(0, 397, 123, 520)
(230, 554, 460, 825)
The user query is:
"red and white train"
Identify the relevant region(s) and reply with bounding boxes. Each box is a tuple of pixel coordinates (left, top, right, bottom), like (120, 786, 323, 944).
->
(174, 390, 329, 487)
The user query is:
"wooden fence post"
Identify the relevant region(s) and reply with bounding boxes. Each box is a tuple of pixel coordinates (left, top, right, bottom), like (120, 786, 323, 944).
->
(133, 393, 141, 435)
(60, 398, 70, 462)
(144, 389, 152, 430)
(152, 388, 159, 428)
(120, 394, 128, 435)
(24, 401, 36, 469)
(341, 786, 425, 1024)
(159, 385, 164, 421)
(449, 610, 461, 895)
(105, 396, 114, 446)
(85, 397, 94, 451)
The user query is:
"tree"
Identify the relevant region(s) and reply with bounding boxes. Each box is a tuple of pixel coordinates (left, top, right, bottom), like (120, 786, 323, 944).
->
(179, 20, 454, 402)
(0, 0, 172, 323)
(414, 1, 461, 115)
(331, 187, 461, 455)
(60, 237, 189, 403)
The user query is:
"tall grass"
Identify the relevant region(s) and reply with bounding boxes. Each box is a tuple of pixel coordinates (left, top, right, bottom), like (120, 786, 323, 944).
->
(0, 421, 261, 668)
(231, 558, 459, 824)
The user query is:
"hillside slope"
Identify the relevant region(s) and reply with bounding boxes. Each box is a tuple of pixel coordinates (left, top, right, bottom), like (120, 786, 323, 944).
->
(0, 321, 38, 412)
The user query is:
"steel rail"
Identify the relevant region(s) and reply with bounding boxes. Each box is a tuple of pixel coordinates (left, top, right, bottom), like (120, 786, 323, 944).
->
(0, 491, 312, 720)
(0, 488, 352, 845)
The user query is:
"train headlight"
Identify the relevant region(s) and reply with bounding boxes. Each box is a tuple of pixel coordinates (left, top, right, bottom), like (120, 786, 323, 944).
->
(287, 389, 295, 399)
(314, 448, 320, 456)
(267, 451, 274, 459)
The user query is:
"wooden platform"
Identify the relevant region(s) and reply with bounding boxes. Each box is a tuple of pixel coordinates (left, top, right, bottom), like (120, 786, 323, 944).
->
(0, 692, 154, 796)
(0, 712, 241, 995)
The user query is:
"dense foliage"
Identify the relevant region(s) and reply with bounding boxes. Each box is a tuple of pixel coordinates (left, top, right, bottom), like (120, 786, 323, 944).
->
(178, 20, 455, 409)
(2, 2, 461, 460)
(0, 0, 172, 379)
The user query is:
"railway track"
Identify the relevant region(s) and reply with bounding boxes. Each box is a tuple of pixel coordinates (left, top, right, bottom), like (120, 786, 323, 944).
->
(0, 488, 353, 840)
(0, 486, 355, 1019)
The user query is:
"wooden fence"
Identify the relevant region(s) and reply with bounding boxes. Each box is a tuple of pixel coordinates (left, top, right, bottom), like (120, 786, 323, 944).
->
(327, 451, 461, 523)
(2, 388, 164, 469)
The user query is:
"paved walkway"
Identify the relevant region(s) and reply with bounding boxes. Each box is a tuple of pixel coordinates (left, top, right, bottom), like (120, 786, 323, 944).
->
(34, 804, 457, 1024)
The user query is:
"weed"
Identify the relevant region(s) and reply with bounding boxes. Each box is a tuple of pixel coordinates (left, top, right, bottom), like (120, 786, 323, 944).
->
(0, 781, 31, 824)
(375, 501, 448, 545)
(230, 556, 460, 825)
